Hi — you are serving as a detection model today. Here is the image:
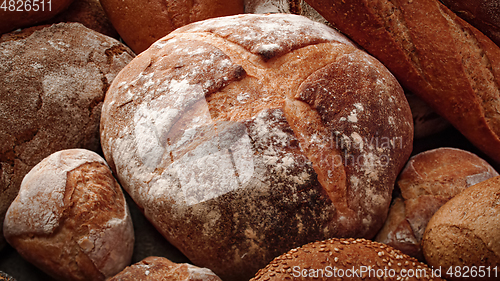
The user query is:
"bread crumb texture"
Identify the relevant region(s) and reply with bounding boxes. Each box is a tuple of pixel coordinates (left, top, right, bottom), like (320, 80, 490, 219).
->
(100, 14, 413, 280)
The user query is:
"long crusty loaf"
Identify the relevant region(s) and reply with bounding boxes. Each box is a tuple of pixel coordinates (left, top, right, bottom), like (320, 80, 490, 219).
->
(305, 0, 500, 163)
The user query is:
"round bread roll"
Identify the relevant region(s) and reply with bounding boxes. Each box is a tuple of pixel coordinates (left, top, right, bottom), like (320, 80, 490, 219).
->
(100, 14, 413, 280)
(375, 147, 499, 261)
(422, 175, 500, 281)
(0, 22, 134, 250)
(109, 256, 222, 281)
(251, 238, 445, 280)
(99, 0, 245, 53)
(0, 0, 74, 34)
(3, 149, 134, 281)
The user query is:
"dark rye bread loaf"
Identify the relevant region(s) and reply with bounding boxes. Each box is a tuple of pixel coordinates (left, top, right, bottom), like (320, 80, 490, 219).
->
(0, 23, 134, 250)
(305, 0, 500, 163)
(100, 14, 413, 280)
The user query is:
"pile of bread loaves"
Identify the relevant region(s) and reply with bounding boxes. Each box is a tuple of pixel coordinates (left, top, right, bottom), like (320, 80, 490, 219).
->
(1, 0, 499, 280)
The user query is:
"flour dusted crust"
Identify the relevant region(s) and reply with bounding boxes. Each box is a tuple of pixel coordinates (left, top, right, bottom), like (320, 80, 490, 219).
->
(0, 22, 134, 250)
(109, 256, 222, 281)
(101, 14, 413, 280)
(3, 149, 134, 281)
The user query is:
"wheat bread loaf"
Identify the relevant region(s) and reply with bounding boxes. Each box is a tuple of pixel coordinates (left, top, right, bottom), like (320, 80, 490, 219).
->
(305, 0, 500, 163)
(100, 14, 413, 280)
(422, 175, 500, 280)
(3, 149, 134, 281)
(376, 147, 498, 261)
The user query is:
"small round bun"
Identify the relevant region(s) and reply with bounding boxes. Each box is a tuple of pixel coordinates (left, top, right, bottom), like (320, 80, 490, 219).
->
(3, 149, 134, 281)
(109, 256, 222, 281)
(251, 238, 444, 281)
(422, 175, 500, 280)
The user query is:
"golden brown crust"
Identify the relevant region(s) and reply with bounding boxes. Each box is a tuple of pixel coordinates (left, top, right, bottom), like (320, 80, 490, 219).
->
(109, 256, 222, 281)
(250, 238, 445, 281)
(100, 14, 413, 280)
(376, 147, 498, 261)
(422, 175, 500, 281)
(99, 0, 245, 53)
(3, 149, 134, 281)
(305, 0, 500, 163)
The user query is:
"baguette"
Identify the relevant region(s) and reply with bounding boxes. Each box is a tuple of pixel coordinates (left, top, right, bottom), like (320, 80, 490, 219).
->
(305, 0, 500, 163)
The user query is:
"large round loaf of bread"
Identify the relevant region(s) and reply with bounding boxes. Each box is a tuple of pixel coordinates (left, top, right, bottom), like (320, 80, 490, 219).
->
(100, 14, 414, 281)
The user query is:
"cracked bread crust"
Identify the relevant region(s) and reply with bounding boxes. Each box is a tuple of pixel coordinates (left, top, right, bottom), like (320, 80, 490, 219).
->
(0, 23, 134, 250)
(100, 14, 413, 281)
(3, 149, 134, 281)
(305, 0, 500, 163)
